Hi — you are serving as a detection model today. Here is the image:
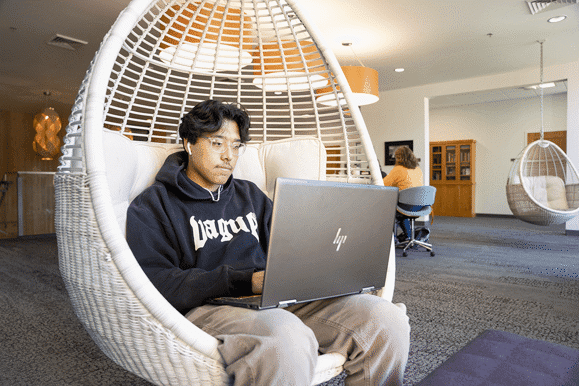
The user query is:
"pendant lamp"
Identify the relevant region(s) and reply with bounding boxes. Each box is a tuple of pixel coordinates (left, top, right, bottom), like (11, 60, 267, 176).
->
(316, 43, 379, 106)
(159, 1, 253, 72)
(252, 40, 329, 92)
(32, 92, 62, 160)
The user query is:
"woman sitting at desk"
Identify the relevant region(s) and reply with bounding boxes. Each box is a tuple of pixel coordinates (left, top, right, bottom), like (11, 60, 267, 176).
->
(383, 146, 423, 242)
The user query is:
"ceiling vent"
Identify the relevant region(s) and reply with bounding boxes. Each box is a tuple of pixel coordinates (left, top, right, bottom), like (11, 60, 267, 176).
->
(526, 0, 578, 15)
(47, 34, 88, 51)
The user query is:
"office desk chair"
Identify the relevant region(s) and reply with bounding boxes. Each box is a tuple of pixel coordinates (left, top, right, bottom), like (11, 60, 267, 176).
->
(396, 186, 436, 257)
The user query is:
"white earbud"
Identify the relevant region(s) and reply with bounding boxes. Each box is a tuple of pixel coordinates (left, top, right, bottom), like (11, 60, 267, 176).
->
(187, 143, 192, 156)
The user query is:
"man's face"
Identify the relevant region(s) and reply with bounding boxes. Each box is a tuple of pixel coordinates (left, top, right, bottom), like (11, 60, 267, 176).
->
(185, 119, 241, 191)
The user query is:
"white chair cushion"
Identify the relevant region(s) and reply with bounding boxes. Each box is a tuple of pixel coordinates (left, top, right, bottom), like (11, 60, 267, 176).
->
(104, 131, 327, 234)
(259, 137, 327, 197)
(232, 145, 266, 192)
(523, 175, 569, 210)
(103, 130, 181, 236)
(234, 137, 326, 198)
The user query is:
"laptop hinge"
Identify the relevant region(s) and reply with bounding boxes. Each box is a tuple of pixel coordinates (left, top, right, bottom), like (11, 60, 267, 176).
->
(278, 300, 297, 308)
(361, 287, 375, 294)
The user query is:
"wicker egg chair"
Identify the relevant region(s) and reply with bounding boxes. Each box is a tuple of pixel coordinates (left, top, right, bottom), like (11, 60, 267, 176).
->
(55, 0, 396, 385)
(506, 139, 579, 226)
(506, 41, 579, 226)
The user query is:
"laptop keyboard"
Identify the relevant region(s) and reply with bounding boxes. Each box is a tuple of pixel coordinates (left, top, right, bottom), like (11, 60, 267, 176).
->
(212, 294, 262, 306)
(230, 295, 261, 305)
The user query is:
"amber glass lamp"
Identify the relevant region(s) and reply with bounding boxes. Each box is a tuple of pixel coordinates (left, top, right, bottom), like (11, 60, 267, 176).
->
(33, 106, 62, 160)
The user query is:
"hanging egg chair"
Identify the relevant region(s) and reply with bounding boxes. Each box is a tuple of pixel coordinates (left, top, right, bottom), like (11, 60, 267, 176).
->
(507, 139, 579, 225)
(54, 0, 397, 385)
(506, 41, 579, 225)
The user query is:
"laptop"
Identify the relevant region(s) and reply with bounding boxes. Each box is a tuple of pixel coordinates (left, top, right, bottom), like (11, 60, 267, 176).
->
(208, 177, 399, 309)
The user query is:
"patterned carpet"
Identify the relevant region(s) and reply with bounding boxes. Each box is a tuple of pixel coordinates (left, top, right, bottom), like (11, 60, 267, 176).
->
(0, 235, 150, 386)
(0, 216, 578, 385)
(395, 216, 579, 385)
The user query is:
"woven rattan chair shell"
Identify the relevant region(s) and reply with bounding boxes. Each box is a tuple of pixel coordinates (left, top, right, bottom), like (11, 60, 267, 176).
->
(506, 139, 579, 226)
(55, 1, 390, 384)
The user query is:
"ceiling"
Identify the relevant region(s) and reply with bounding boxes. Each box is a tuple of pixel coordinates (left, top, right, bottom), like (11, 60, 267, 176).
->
(1, 0, 578, 115)
(430, 79, 568, 108)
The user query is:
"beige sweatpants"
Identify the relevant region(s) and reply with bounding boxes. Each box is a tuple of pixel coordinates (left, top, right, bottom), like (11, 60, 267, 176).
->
(186, 294, 410, 386)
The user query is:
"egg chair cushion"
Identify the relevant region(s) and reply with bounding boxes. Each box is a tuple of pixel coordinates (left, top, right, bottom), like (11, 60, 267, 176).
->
(104, 130, 327, 237)
(234, 138, 327, 197)
(260, 137, 327, 197)
(522, 176, 569, 211)
(233, 145, 267, 192)
(104, 130, 182, 236)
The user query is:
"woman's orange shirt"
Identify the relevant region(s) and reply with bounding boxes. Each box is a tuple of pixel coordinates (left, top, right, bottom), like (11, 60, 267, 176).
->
(382, 165, 423, 190)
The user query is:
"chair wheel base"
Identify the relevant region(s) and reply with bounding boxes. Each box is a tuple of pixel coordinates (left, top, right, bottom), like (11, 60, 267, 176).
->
(402, 251, 408, 257)
(430, 251, 435, 256)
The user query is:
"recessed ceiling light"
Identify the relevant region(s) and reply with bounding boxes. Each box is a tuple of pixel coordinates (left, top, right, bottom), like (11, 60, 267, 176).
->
(395, 68, 404, 73)
(548, 15, 567, 23)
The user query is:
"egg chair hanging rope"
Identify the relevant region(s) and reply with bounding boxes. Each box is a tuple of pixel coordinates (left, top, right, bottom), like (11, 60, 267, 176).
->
(539, 41, 545, 141)
(505, 41, 579, 226)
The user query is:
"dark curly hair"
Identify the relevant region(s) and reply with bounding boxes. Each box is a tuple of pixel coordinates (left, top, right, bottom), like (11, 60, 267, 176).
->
(178, 100, 251, 146)
(395, 146, 419, 169)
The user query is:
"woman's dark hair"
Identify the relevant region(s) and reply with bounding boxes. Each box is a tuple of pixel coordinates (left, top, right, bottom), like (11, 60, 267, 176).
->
(395, 146, 419, 169)
(178, 99, 251, 145)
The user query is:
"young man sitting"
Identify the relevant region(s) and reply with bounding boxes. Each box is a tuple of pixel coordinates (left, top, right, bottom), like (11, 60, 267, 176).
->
(126, 99, 410, 386)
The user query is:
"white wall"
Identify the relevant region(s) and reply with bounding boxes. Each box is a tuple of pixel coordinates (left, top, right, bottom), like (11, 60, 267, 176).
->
(430, 94, 567, 215)
(362, 60, 579, 232)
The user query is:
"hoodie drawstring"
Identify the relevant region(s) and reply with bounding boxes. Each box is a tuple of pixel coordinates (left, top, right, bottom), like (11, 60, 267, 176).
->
(204, 185, 223, 202)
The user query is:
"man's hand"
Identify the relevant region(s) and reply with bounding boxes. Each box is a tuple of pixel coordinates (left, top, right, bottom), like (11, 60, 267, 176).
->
(252, 271, 265, 294)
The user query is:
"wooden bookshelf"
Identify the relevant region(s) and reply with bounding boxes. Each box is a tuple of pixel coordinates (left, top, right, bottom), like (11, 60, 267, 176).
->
(430, 139, 476, 217)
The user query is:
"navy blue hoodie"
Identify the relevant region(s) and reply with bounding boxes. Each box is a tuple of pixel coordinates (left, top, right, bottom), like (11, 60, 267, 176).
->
(126, 151, 272, 314)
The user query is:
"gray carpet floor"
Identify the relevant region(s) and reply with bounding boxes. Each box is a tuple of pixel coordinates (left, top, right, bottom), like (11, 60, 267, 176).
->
(395, 216, 579, 385)
(0, 216, 578, 385)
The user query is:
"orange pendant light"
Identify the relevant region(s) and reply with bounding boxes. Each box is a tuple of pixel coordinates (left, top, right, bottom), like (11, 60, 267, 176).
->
(316, 65, 379, 106)
(33, 107, 62, 160)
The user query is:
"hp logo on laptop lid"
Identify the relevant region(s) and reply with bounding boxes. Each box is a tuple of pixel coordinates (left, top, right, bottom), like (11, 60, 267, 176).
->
(333, 228, 347, 251)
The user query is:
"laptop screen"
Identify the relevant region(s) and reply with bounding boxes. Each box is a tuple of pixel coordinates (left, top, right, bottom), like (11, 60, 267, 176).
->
(259, 178, 399, 308)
